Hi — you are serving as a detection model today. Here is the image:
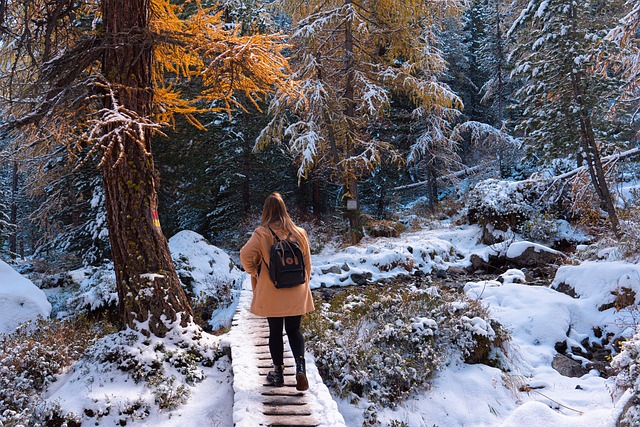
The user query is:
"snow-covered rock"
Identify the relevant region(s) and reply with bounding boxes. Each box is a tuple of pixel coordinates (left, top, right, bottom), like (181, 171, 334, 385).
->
(169, 230, 243, 297)
(506, 240, 565, 267)
(169, 230, 244, 330)
(0, 259, 52, 333)
(551, 261, 640, 311)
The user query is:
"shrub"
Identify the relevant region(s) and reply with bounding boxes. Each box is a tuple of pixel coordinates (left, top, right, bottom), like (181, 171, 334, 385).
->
(364, 220, 405, 238)
(303, 283, 509, 411)
(466, 179, 533, 244)
(0, 317, 115, 426)
(612, 325, 640, 426)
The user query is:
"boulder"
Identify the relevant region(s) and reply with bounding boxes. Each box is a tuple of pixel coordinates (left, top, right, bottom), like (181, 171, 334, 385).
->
(506, 241, 565, 267)
(551, 354, 588, 378)
(351, 272, 373, 285)
(0, 260, 51, 333)
(467, 252, 506, 273)
(321, 265, 342, 275)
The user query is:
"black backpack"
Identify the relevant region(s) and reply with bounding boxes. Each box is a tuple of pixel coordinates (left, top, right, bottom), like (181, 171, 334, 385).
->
(266, 227, 306, 288)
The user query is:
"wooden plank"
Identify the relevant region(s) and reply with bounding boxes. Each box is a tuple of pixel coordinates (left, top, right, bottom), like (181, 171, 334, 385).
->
(263, 415, 320, 426)
(263, 406, 312, 416)
(257, 355, 294, 361)
(262, 397, 309, 406)
(261, 378, 298, 387)
(261, 389, 305, 397)
(257, 362, 294, 369)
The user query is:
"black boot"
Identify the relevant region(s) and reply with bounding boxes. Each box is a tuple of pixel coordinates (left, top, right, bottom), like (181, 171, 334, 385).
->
(295, 356, 308, 391)
(267, 364, 284, 387)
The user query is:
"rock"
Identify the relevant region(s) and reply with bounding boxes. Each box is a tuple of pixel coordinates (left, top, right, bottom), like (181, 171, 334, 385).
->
(413, 269, 426, 277)
(468, 253, 505, 273)
(506, 241, 565, 268)
(551, 354, 588, 378)
(446, 266, 467, 276)
(351, 272, 372, 285)
(469, 254, 486, 272)
(435, 269, 447, 279)
(553, 282, 578, 298)
(321, 265, 342, 275)
(341, 263, 351, 272)
(498, 268, 526, 284)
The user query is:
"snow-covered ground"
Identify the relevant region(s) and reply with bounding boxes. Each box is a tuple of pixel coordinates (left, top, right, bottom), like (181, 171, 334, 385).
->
(0, 259, 51, 333)
(1, 224, 638, 426)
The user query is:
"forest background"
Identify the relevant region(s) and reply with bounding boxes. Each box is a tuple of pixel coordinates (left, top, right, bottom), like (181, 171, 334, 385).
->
(0, 0, 639, 425)
(0, 0, 638, 269)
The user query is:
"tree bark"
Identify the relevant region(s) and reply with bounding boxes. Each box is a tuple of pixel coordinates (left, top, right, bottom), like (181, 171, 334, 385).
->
(343, 1, 362, 244)
(102, 0, 193, 337)
(311, 172, 325, 217)
(9, 160, 17, 258)
(426, 164, 438, 213)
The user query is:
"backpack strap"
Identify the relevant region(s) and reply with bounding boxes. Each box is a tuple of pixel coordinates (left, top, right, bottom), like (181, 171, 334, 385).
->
(267, 226, 281, 242)
(260, 226, 282, 273)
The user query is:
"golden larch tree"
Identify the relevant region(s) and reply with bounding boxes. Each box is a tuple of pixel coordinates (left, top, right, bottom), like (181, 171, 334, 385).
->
(0, 0, 296, 336)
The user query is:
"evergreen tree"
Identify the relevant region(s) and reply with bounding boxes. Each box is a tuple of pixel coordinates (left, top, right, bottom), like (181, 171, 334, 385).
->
(258, 0, 464, 242)
(509, 0, 631, 233)
(477, 0, 512, 129)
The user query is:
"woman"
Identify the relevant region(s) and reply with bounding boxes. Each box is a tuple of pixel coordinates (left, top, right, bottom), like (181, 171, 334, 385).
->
(240, 192, 314, 391)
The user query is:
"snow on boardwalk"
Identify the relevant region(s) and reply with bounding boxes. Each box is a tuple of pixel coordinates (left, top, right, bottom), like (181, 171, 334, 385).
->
(224, 276, 346, 427)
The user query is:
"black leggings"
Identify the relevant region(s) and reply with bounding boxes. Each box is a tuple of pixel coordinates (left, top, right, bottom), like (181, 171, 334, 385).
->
(267, 316, 304, 366)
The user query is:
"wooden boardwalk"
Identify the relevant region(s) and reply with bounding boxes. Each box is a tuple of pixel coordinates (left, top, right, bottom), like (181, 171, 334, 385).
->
(223, 277, 346, 427)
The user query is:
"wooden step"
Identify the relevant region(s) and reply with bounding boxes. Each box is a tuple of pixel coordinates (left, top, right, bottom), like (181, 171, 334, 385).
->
(262, 396, 308, 406)
(263, 415, 320, 426)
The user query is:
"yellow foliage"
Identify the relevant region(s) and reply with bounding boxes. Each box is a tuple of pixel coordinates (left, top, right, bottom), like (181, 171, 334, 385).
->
(150, 0, 296, 126)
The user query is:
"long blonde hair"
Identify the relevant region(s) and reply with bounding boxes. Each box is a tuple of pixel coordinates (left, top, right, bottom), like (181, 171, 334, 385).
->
(260, 192, 305, 243)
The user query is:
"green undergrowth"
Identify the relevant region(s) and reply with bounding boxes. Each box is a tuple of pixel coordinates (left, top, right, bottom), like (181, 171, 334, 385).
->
(304, 282, 509, 425)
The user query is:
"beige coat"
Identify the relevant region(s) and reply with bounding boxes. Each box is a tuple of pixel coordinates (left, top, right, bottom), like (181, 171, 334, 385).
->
(240, 225, 315, 317)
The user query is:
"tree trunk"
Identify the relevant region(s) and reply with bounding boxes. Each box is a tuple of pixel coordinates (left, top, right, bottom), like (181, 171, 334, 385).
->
(311, 172, 325, 217)
(102, 0, 193, 337)
(9, 160, 17, 258)
(426, 164, 438, 213)
(345, 176, 362, 244)
(242, 135, 252, 217)
(570, 71, 621, 235)
(343, 1, 362, 244)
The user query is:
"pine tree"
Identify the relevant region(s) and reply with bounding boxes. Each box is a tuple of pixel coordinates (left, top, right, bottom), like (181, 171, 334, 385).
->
(257, 0, 464, 242)
(509, 0, 631, 234)
(476, 0, 511, 126)
(605, 1, 640, 90)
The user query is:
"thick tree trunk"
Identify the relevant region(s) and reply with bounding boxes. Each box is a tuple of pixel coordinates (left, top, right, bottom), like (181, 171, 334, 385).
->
(102, 0, 193, 337)
(345, 177, 362, 244)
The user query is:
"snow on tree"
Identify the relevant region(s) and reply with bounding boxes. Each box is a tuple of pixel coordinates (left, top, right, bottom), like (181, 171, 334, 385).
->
(0, 0, 296, 337)
(256, 0, 464, 242)
(604, 1, 640, 95)
(508, 0, 633, 234)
